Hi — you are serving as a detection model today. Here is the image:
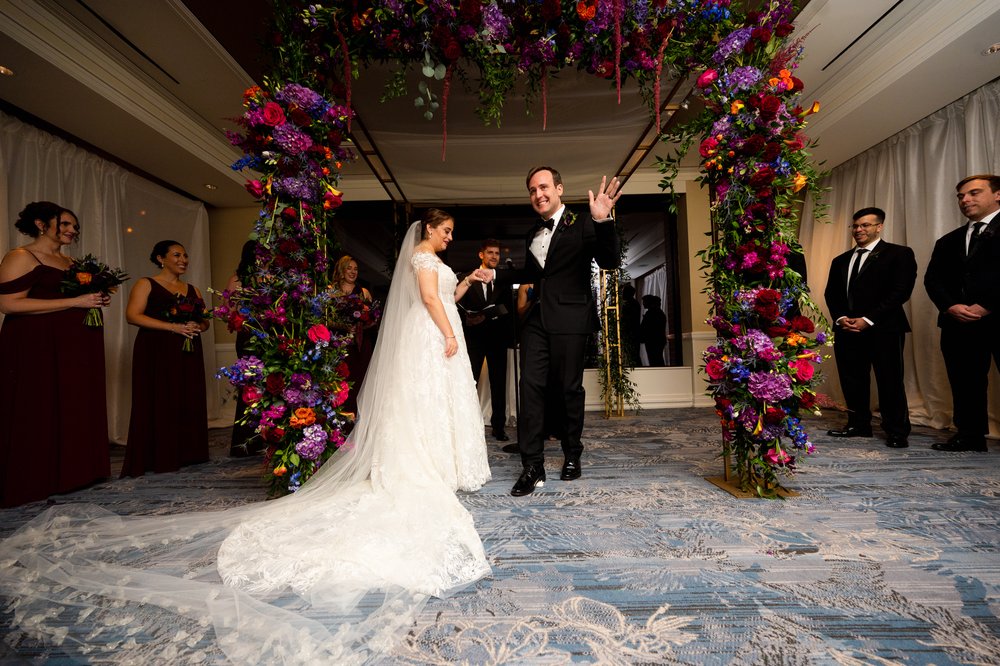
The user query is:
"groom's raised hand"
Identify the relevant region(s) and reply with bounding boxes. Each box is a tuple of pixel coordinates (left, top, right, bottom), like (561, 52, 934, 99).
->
(588, 175, 622, 221)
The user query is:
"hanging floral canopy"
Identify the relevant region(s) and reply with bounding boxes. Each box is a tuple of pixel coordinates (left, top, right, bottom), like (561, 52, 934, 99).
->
(219, 0, 829, 498)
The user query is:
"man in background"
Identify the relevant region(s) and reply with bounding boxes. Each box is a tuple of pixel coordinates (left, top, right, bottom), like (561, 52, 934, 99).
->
(824, 207, 917, 448)
(924, 174, 1000, 452)
(459, 239, 514, 443)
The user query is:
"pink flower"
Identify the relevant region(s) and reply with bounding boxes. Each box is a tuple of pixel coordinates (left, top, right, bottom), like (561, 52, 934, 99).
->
(306, 323, 331, 344)
(792, 358, 815, 382)
(696, 68, 718, 88)
(706, 359, 726, 380)
(245, 179, 265, 198)
(764, 448, 793, 466)
(242, 385, 263, 404)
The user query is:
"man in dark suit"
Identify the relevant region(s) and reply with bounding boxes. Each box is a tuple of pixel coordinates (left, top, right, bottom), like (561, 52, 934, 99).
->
(639, 294, 667, 366)
(459, 238, 514, 443)
(924, 174, 1000, 453)
(824, 207, 917, 448)
(493, 166, 622, 496)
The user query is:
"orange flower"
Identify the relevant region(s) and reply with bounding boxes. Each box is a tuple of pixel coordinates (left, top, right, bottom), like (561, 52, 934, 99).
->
(576, 1, 596, 20)
(273, 465, 288, 477)
(242, 86, 261, 104)
(289, 407, 317, 428)
(730, 100, 744, 114)
(75, 272, 93, 285)
(786, 332, 807, 347)
(799, 101, 821, 118)
(792, 173, 808, 192)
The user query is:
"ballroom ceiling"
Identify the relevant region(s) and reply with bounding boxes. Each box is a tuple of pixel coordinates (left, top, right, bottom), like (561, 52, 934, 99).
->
(2, 0, 999, 212)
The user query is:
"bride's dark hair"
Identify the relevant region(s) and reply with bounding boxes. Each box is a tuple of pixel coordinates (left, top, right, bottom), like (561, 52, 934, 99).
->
(421, 208, 453, 238)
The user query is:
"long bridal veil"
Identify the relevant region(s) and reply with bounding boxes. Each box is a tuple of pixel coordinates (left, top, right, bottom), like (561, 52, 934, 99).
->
(0, 221, 490, 664)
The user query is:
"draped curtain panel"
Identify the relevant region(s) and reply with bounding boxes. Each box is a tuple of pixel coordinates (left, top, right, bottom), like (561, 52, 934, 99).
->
(0, 111, 218, 443)
(800, 78, 1000, 435)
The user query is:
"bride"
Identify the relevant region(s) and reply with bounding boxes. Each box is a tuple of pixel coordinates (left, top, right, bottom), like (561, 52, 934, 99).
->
(0, 210, 493, 664)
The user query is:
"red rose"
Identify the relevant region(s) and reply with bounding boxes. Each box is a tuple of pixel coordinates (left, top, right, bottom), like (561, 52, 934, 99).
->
(289, 108, 312, 127)
(261, 102, 285, 127)
(792, 358, 815, 382)
(759, 95, 782, 120)
(306, 324, 331, 344)
(265, 372, 285, 395)
(444, 40, 461, 62)
(699, 136, 720, 158)
(789, 315, 815, 333)
(762, 142, 782, 161)
(245, 180, 265, 198)
(764, 407, 785, 424)
(749, 166, 776, 188)
(800, 391, 817, 409)
(740, 135, 766, 155)
(706, 359, 726, 380)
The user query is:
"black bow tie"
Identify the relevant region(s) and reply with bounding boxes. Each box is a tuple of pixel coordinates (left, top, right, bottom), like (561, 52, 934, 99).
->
(533, 218, 555, 234)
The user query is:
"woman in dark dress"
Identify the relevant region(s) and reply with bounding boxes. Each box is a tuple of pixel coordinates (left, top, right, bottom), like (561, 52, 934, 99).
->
(0, 201, 111, 507)
(226, 239, 263, 457)
(121, 240, 209, 477)
(331, 255, 376, 415)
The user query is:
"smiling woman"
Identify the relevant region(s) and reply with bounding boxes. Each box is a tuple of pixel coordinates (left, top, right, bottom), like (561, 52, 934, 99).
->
(120, 239, 210, 478)
(0, 201, 112, 506)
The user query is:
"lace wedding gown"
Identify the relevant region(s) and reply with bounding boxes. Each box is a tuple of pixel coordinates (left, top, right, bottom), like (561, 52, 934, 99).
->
(0, 224, 491, 664)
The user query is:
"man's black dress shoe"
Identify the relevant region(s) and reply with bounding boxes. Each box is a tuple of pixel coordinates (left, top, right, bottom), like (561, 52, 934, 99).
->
(826, 426, 873, 438)
(492, 430, 510, 442)
(885, 436, 909, 448)
(931, 435, 987, 452)
(560, 457, 581, 480)
(510, 465, 545, 496)
(501, 442, 521, 454)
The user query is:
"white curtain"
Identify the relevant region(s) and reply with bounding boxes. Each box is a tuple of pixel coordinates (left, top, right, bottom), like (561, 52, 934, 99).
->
(0, 111, 217, 444)
(800, 78, 1000, 435)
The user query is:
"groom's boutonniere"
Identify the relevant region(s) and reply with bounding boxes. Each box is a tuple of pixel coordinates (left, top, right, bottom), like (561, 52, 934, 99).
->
(558, 210, 577, 232)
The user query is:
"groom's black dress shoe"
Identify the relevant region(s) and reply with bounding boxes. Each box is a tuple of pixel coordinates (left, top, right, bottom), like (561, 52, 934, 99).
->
(560, 457, 581, 480)
(931, 435, 987, 452)
(826, 426, 873, 438)
(492, 429, 510, 442)
(885, 435, 909, 448)
(510, 465, 545, 496)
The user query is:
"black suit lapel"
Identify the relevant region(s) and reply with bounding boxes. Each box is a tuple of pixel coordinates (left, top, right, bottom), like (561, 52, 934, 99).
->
(857, 243, 884, 276)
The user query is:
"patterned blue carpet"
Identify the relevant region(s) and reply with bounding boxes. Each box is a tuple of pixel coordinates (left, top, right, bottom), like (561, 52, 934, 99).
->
(2, 408, 999, 664)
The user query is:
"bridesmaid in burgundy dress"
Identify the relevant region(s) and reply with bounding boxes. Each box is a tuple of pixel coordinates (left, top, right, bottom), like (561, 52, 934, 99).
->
(121, 240, 209, 477)
(0, 202, 111, 507)
(331, 255, 376, 415)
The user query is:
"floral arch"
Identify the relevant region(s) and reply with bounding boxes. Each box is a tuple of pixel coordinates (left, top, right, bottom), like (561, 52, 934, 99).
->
(218, 0, 828, 498)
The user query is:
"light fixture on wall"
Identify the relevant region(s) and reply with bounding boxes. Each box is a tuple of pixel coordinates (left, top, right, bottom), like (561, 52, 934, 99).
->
(204, 183, 218, 190)
(983, 42, 1000, 55)
(0, 65, 14, 76)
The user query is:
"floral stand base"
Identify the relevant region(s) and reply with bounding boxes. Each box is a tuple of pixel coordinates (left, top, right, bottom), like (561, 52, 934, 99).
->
(705, 475, 799, 499)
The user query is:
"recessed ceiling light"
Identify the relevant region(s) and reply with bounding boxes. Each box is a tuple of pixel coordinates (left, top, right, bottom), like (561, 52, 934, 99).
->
(0, 66, 14, 76)
(204, 183, 218, 190)
(983, 42, 1000, 56)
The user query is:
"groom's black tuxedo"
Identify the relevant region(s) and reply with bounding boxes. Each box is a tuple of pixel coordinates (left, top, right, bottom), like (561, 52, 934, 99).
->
(495, 208, 620, 468)
(824, 240, 917, 438)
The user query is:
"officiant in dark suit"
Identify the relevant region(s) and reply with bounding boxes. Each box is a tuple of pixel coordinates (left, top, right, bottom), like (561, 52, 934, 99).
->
(491, 166, 622, 496)
(924, 174, 1000, 453)
(459, 238, 514, 444)
(824, 207, 917, 448)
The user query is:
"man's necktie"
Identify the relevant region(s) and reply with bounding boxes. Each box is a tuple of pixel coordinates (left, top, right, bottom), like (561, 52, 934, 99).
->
(848, 247, 868, 293)
(486, 280, 493, 301)
(968, 221, 985, 255)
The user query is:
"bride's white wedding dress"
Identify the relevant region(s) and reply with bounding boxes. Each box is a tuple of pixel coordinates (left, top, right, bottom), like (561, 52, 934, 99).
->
(0, 222, 491, 664)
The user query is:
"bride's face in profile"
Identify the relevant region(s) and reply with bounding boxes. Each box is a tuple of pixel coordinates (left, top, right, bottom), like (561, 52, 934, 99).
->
(425, 218, 454, 253)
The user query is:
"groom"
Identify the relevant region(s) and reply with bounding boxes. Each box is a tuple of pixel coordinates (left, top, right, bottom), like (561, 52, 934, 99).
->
(493, 166, 622, 496)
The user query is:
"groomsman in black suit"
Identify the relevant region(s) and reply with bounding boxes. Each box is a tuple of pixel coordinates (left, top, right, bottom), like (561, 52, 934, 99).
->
(492, 166, 622, 496)
(459, 239, 514, 444)
(824, 207, 917, 447)
(924, 174, 1000, 453)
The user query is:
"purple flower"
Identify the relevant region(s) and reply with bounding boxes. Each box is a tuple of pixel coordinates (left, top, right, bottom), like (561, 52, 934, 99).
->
(276, 84, 324, 113)
(295, 424, 327, 460)
(712, 27, 753, 65)
(748, 372, 794, 401)
(272, 124, 313, 155)
(274, 176, 319, 201)
(481, 3, 511, 42)
(724, 66, 762, 93)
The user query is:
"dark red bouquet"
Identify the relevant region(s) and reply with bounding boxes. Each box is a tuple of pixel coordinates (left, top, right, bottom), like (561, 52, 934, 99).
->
(164, 293, 207, 352)
(60, 254, 129, 327)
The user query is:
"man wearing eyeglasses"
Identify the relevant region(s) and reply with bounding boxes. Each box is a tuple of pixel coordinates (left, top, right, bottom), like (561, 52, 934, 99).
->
(824, 207, 917, 448)
(924, 174, 1000, 453)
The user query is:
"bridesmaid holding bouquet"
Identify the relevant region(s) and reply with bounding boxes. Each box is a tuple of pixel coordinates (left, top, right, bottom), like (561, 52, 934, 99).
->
(121, 240, 209, 477)
(0, 202, 113, 507)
